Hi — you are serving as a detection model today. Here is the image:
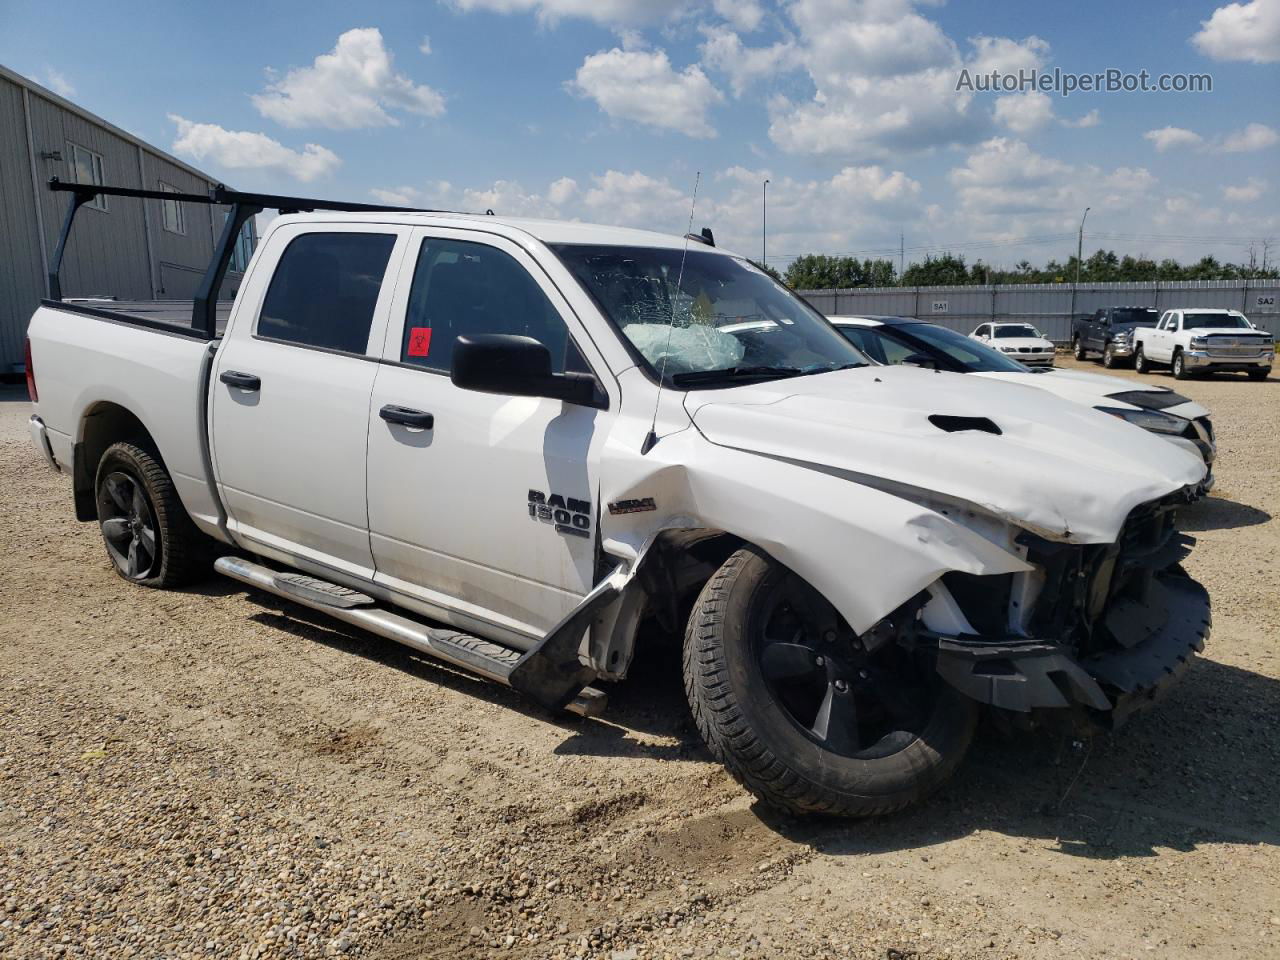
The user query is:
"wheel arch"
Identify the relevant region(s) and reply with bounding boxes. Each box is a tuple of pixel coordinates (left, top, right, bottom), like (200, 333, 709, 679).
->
(73, 401, 165, 521)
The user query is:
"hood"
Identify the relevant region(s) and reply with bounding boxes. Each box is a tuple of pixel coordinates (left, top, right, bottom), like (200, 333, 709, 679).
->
(975, 369, 1209, 421)
(685, 366, 1204, 544)
(1184, 326, 1272, 339)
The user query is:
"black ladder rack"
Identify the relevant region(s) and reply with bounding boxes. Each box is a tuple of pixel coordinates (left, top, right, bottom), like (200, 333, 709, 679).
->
(47, 177, 441, 339)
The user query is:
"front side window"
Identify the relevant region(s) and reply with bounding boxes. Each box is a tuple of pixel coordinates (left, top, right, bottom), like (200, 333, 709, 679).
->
(400, 237, 574, 373)
(894, 323, 1029, 373)
(68, 142, 107, 211)
(554, 245, 866, 386)
(159, 182, 185, 234)
(257, 232, 396, 354)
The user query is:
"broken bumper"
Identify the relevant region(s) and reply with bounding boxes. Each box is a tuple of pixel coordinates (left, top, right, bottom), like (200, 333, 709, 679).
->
(935, 573, 1210, 723)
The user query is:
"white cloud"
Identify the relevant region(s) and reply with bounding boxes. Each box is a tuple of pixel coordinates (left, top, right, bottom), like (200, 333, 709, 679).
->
(1104, 167, 1157, 193)
(699, 27, 800, 96)
(1220, 122, 1278, 152)
(1192, 0, 1280, 64)
(369, 186, 423, 205)
(994, 91, 1055, 134)
(1223, 177, 1268, 202)
(1144, 126, 1204, 152)
(767, 1, 1052, 160)
(712, 0, 765, 31)
(447, 0, 688, 27)
(1062, 109, 1101, 128)
(169, 115, 340, 182)
(569, 48, 724, 138)
(548, 176, 578, 205)
(252, 28, 445, 130)
(42, 67, 75, 97)
(419, 35, 433, 55)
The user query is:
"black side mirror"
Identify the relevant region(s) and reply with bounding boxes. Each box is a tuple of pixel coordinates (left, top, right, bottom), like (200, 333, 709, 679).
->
(451, 334, 599, 406)
(902, 353, 939, 369)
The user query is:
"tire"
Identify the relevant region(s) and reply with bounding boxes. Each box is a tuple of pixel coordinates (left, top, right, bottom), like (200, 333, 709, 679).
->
(1134, 344, 1150, 375)
(1248, 368, 1271, 381)
(1072, 337, 1087, 361)
(1172, 349, 1190, 380)
(94, 442, 206, 588)
(683, 547, 978, 818)
(1102, 342, 1121, 368)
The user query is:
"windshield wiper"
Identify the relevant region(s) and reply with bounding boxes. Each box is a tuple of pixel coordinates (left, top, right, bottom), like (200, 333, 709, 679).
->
(671, 365, 806, 386)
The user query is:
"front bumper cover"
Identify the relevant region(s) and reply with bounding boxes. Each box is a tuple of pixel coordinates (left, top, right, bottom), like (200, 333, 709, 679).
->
(935, 573, 1209, 723)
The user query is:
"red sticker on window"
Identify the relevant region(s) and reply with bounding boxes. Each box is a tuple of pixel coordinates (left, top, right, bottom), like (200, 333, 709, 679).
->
(407, 327, 432, 357)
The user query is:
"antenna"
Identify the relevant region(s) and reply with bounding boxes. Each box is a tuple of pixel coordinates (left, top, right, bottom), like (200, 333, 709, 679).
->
(642, 171, 701, 455)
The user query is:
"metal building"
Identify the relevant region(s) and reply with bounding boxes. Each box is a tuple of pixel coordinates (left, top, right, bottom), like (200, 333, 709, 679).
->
(0, 64, 256, 374)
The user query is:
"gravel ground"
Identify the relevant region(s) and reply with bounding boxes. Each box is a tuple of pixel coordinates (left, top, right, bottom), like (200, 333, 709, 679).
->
(1, 358, 1278, 960)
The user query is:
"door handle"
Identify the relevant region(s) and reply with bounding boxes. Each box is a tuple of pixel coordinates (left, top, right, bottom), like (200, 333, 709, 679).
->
(220, 370, 261, 391)
(379, 405, 434, 429)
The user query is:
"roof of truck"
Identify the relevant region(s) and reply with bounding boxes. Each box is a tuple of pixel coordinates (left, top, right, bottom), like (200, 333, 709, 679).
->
(271, 211, 739, 254)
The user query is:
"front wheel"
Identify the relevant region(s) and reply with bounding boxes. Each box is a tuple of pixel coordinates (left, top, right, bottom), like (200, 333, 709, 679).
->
(1134, 344, 1150, 374)
(95, 442, 206, 588)
(1102, 342, 1122, 368)
(1172, 350, 1191, 380)
(683, 547, 977, 818)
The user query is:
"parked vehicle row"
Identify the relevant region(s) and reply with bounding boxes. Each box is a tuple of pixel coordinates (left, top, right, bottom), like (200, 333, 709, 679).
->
(1074, 305, 1273, 380)
(26, 180, 1212, 818)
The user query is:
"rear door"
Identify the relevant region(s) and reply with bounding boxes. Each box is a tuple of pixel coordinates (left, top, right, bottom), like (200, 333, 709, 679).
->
(211, 223, 410, 578)
(364, 227, 616, 644)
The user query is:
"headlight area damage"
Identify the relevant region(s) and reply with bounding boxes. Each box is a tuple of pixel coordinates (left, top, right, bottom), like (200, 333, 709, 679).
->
(926, 489, 1210, 728)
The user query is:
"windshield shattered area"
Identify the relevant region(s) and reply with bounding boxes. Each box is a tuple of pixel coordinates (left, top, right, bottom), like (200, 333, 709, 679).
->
(994, 324, 1042, 339)
(554, 245, 868, 386)
(1185, 313, 1252, 330)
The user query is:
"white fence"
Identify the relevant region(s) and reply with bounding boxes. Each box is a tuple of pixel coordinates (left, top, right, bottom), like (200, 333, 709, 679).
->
(798, 280, 1280, 343)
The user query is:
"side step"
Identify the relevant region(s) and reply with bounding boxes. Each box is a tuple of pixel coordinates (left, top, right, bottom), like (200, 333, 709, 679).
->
(214, 556, 608, 718)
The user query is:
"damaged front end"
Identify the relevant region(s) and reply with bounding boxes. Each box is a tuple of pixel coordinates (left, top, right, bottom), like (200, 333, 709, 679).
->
(923, 489, 1210, 727)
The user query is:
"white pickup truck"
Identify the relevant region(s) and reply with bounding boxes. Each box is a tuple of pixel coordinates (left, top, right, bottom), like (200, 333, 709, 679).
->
(26, 179, 1211, 817)
(1132, 308, 1274, 380)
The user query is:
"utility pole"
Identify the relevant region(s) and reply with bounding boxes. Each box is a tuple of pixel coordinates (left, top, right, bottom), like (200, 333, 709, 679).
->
(899, 232, 904, 280)
(1071, 206, 1090, 324)
(762, 179, 769, 266)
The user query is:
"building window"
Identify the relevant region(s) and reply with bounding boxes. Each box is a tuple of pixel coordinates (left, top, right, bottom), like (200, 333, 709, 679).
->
(67, 142, 107, 211)
(159, 182, 185, 234)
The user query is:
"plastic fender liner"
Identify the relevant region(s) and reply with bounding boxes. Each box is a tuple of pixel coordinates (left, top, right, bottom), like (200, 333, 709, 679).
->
(934, 637, 1111, 712)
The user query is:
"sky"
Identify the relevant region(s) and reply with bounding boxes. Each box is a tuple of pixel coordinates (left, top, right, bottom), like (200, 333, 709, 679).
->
(2, 0, 1278, 272)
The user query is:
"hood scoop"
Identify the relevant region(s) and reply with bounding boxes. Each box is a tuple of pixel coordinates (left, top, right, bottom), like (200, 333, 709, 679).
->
(929, 414, 1002, 436)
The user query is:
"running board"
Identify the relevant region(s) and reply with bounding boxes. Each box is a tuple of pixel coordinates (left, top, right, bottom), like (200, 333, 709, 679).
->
(214, 556, 608, 718)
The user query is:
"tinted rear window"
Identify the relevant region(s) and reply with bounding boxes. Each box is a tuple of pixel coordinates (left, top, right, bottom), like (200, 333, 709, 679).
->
(1111, 308, 1158, 326)
(258, 232, 396, 354)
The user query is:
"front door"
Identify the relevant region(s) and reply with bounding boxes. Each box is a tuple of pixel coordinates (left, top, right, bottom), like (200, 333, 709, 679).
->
(364, 228, 616, 644)
(211, 223, 408, 578)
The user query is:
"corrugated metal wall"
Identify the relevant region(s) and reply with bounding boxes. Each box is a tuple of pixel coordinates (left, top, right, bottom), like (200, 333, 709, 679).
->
(0, 68, 252, 373)
(801, 280, 1280, 342)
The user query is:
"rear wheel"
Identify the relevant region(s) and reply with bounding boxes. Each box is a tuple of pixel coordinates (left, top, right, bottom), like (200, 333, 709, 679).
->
(1073, 337, 1087, 361)
(95, 442, 206, 588)
(683, 547, 977, 818)
(1134, 344, 1150, 374)
(1172, 349, 1191, 380)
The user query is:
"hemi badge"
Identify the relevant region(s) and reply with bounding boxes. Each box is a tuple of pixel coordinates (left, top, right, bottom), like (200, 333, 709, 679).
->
(608, 497, 656, 515)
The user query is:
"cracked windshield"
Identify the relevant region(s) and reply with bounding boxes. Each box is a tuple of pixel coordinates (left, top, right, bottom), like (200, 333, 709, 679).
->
(555, 244, 868, 385)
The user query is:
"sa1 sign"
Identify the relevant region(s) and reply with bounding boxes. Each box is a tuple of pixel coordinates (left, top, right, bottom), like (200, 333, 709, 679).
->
(1253, 294, 1278, 313)
(930, 300, 949, 314)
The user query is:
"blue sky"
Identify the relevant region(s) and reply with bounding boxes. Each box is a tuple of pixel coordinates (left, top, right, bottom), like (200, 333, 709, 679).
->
(3, 0, 1277, 271)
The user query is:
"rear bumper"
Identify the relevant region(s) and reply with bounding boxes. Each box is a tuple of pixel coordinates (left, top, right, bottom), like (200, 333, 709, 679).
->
(28, 415, 59, 471)
(935, 573, 1209, 724)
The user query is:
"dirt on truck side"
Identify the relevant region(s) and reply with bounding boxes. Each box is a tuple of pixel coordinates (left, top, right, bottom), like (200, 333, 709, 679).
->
(1, 357, 1278, 960)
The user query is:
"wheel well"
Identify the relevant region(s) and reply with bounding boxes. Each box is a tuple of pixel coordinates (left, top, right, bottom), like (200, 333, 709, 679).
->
(73, 403, 161, 521)
(633, 529, 745, 633)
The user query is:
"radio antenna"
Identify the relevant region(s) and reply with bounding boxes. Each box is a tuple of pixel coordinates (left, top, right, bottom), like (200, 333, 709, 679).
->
(642, 170, 700, 455)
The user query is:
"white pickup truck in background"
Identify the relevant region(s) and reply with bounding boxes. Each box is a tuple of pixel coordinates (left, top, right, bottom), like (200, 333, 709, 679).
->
(26, 178, 1211, 818)
(1132, 308, 1274, 380)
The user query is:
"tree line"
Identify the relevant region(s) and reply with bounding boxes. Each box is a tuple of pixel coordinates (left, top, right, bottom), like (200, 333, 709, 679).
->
(762, 249, 1279, 290)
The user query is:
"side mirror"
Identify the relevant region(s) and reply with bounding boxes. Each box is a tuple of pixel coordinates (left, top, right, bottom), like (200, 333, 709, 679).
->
(451, 334, 599, 406)
(902, 353, 939, 370)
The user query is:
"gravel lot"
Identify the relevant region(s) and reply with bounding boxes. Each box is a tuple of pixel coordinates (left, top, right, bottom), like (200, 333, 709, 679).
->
(2, 358, 1277, 960)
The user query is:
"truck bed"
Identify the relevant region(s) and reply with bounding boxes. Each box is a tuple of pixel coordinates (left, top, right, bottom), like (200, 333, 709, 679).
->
(57, 299, 232, 337)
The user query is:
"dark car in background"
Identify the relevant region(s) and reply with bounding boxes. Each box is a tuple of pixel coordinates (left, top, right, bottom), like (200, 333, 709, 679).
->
(1072, 306, 1160, 368)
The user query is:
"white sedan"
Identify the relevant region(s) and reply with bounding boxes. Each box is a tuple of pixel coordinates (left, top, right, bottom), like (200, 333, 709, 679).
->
(832, 315, 1214, 481)
(970, 321, 1056, 367)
